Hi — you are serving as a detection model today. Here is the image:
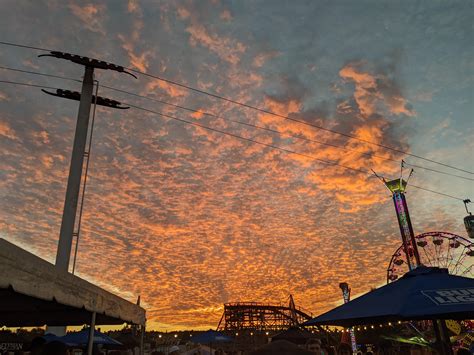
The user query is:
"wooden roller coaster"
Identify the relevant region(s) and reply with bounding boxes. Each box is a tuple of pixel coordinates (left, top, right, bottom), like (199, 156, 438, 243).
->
(217, 295, 313, 331)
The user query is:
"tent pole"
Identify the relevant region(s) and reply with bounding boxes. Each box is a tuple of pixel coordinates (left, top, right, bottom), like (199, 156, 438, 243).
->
(87, 312, 96, 355)
(139, 324, 145, 355)
(433, 320, 452, 355)
(439, 320, 454, 355)
(432, 320, 444, 355)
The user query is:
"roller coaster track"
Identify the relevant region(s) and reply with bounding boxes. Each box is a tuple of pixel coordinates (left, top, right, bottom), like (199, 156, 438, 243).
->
(217, 295, 313, 331)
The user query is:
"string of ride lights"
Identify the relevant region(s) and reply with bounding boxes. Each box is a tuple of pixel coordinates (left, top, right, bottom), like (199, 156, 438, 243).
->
(0, 40, 472, 175)
(1, 65, 473, 182)
(311, 320, 406, 333)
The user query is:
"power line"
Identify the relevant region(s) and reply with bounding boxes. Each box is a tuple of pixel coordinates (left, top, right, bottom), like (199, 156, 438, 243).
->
(0, 78, 468, 201)
(0, 66, 402, 166)
(126, 102, 370, 175)
(101, 86, 403, 162)
(0, 40, 52, 52)
(0, 65, 81, 83)
(408, 185, 465, 202)
(0, 80, 59, 91)
(1, 79, 366, 174)
(98, 87, 474, 182)
(402, 162, 474, 181)
(124, 69, 474, 175)
(0, 40, 471, 175)
(126, 102, 468, 201)
(1, 68, 473, 182)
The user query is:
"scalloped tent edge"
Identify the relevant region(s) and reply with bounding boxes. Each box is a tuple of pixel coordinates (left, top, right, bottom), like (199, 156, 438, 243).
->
(0, 238, 146, 327)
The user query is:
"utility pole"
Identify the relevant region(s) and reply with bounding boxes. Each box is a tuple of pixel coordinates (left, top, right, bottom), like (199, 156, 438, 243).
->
(39, 52, 133, 337)
(56, 65, 93, 270)
(39, 51, 135, 272)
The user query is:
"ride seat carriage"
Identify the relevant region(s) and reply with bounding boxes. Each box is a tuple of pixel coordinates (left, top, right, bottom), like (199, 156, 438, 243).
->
(465, 214, 474, 239)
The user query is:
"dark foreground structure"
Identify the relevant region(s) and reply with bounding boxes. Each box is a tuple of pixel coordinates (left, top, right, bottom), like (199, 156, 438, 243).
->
(217, 296, 312, 331)
(0, 238, 146, 354)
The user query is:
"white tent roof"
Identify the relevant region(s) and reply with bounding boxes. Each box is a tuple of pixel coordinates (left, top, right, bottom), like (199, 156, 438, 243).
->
(0, 238, 146, 326)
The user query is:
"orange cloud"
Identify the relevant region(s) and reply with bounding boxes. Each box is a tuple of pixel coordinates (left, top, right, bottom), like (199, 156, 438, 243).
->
(0, 121, 18, 140)
(2, 6, 459, 333)
(68, 3, 106, 35)
(339, 62, 415, 117)
(177, 6, 191, 19)
(339, 62, 415, 118)
(252, 51, 279, 68)
(190, 111, 205, 119)
(385, 94, 415, 116)
(127, 0, 139, 13)
(32, 130, 50, 145)
(186, 23, 246, 65)
(118, 34, 152, 72)
(220, 10, 232, 21)
(0, 91, 9, 102)
(145, 79, 188, 98)
(339, 63, 380, 117)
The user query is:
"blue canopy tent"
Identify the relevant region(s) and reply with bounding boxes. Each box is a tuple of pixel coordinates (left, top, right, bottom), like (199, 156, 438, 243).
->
(305, 267, 474, 354)
(190, 330, 233, 344)
(42, 333, 65, 343)
(190, 330, 233, 354)
(306, 267, 474, 327)
(60, 329, 122, 346)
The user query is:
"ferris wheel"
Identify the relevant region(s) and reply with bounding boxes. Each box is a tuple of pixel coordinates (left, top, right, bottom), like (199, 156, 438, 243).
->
(387, 231, 474, 283)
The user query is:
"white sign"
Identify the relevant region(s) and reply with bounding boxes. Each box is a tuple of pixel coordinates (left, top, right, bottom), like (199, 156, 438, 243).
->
(422, 288, 474, 305)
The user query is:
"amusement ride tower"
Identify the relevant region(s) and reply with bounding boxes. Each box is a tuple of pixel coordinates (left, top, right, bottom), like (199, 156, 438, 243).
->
(374, 165, 421, 270)
(339, 283, 357, 353)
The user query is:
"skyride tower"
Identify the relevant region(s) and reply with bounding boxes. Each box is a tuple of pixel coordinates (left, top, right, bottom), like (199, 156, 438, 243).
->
(375, 168, 421, 271)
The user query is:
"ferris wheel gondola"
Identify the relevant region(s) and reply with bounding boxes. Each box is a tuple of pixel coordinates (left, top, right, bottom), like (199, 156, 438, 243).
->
(463, 199, 474, 239)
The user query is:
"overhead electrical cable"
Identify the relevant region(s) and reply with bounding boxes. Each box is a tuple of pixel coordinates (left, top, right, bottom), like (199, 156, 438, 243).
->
(0, 80, 60, 91)
(0, 78, 367, 174)
(1, 65, 472, 182)
(408, 185, 465, 202)
(0, 65, 81, 83)
(122, 70, 473, 175)
(0, 78, 468, 201)
(0, 40, 54, 53)
(126, 102, 469, 201)
(402, 162, 474, 181)
(0, 40, 472, 175)
(98, 88, 474, 182)
(126, 102, 370, 175)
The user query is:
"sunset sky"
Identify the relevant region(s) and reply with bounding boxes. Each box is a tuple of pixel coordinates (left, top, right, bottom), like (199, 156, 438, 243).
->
(0, 1, 473, 330)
